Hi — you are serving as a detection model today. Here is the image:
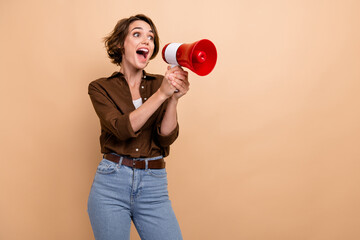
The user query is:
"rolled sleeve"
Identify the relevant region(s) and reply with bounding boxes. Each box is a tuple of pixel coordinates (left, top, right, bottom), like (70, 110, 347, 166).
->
(88, 83, 140, 141)
(156, 122, 179, 147)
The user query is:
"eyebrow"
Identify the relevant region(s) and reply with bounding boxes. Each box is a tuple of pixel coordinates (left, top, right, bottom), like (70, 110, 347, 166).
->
(130, 27, 153, 33)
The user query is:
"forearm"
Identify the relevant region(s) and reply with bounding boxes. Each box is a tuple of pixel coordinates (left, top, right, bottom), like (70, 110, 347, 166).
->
(129, 90, 168, 132)
(160, 97, 178, 136)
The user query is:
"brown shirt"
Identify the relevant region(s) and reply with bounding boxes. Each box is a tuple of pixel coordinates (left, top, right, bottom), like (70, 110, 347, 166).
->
(88, 71, 179, 158)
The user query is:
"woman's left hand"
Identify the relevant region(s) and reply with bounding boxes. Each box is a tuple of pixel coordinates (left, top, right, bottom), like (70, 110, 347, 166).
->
(167, 66, 190, 100)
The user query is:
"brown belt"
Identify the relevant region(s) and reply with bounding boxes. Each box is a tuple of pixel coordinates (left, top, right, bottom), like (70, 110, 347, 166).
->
(104, 154, 166, 169)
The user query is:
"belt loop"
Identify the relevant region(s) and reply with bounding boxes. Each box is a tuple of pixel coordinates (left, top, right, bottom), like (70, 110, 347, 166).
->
(119, 156, 123, 168)
(145, 160, 149, 170)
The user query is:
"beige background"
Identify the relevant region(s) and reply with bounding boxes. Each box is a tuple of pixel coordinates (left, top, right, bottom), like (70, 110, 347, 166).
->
(1, 0, 360, 239)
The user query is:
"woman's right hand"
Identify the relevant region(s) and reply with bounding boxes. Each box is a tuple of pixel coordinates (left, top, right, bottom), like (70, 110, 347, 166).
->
(158, 66, 181, 98)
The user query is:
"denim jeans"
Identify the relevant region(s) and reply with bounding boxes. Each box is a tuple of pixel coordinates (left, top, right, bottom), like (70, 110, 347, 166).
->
(87, 155, 183, 240)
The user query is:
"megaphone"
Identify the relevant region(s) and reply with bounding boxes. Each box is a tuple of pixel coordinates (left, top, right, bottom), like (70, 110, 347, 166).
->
(162, 39, 217, 76)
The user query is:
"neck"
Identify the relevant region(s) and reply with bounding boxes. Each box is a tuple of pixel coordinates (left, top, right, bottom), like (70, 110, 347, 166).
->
(120, 63, 143, 87)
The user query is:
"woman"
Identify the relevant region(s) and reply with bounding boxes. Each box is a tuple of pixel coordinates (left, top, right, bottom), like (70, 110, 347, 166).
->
(87, 14, 189, 240)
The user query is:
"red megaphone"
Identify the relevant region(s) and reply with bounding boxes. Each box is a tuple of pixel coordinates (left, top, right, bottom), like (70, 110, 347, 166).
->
(162, 39, 217, 76)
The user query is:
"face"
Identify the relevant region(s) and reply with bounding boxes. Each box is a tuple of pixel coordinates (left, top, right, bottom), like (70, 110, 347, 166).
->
(121, 20, 155, 70)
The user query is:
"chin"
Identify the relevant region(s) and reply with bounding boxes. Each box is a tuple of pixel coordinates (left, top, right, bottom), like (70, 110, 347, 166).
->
(136, 61, 149, 70)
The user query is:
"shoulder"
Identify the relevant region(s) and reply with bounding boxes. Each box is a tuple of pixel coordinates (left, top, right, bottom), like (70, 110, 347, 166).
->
(89, 77, 107, 87)
(88, 77, 107, 94)
(88, 72, 123, 93)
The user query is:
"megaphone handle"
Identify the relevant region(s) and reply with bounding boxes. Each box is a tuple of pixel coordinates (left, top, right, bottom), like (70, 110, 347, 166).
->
(170, 65, 180, 93)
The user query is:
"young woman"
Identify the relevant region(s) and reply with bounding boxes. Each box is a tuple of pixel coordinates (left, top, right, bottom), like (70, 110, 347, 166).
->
(87, 14, 189, 240)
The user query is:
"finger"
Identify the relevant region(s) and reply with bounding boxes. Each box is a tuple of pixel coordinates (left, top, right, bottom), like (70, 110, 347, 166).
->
(171, 78, 188, 92)
(167, 65, 185, 74)
(172, 74, 186, 82)
(170, 79, 182, 90)
(168, 73, 176, 82)
(166, 67, 188, 82)
(173, 69, 188, 77)
(174, 75, 190, 88)
(164, 71, 175, 80)
(173, 71, 189, 82)
(166, 65, 176, 73)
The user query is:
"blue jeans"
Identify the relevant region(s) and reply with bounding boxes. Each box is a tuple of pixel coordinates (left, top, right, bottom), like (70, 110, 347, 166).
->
(87, 156, 183, 240)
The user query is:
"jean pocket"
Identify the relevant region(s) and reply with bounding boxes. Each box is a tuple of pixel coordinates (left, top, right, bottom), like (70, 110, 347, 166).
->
(96, 159, 117, 174)
(147, 168, 167, 178)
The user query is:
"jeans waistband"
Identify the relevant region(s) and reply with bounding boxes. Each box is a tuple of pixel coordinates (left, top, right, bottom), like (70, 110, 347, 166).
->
(104, 153, 165, 169)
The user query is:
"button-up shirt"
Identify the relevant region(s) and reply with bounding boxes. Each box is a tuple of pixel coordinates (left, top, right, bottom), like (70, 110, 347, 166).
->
(88, 71, 179, 158)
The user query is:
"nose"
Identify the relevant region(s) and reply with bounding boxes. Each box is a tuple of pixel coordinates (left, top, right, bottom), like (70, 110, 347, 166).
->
(142, 36, 150, 45)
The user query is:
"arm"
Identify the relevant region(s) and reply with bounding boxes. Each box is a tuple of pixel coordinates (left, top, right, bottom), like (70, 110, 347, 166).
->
(88, 83, 140, 141)
(129, 90, 168, 132)
(130, 66, 189, 134)
(160, 67, 189, 136)
(89, 67, 187, 141)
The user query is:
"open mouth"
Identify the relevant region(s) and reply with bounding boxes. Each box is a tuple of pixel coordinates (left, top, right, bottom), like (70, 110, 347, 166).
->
(136, 48, 149, 60)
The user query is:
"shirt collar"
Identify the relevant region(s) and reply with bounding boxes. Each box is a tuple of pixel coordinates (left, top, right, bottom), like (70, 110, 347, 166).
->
(108, 70, 156, 80)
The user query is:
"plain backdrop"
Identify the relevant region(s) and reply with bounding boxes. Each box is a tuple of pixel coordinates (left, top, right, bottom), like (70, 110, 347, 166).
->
(1, 0, 360, 239)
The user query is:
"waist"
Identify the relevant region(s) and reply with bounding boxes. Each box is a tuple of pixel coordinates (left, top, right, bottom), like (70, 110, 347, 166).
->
(103, 153, 165, 169)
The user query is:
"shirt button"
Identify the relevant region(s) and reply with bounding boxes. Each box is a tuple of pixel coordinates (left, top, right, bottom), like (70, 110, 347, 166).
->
(143, 75, 146, 79)
(141, 86, 144, 89)
(135, 148, 139, 152)
(144, 98, 147, 100)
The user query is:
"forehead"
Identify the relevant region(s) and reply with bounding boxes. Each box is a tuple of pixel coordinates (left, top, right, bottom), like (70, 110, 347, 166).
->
(128, 20, 152, 32)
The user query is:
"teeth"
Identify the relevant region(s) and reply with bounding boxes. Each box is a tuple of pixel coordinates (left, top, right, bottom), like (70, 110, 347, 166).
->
(137, 48, 149, 53)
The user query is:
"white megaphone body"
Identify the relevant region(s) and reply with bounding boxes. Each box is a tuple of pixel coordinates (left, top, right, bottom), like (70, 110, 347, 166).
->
(162, 39, 217, 76)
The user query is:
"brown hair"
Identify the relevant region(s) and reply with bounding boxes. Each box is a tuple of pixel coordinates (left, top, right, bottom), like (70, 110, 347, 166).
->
(104, 14, 160, 65)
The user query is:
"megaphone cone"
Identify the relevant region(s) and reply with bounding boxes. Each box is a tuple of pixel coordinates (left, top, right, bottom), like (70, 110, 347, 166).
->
(162, 39, 217, 76)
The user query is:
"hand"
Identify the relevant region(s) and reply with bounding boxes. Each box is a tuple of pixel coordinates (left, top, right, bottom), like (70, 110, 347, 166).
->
(167, 66, 190, 100)
(158, 66, 178, 98)
(159, 66, 190, 100)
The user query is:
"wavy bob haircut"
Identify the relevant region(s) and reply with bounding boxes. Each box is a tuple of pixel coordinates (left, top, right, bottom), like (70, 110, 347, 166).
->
(104, 14, 160, 65)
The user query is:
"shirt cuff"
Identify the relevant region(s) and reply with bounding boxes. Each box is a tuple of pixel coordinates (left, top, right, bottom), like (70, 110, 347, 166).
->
(156, 123, 179, 147)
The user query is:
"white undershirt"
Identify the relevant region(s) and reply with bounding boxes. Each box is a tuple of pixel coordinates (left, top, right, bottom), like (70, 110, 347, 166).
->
(132, 98, 143, 109)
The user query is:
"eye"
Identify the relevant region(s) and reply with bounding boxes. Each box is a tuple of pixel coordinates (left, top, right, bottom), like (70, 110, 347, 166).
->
(133, 32, 140, 37)
(148, 35, 154, 41)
